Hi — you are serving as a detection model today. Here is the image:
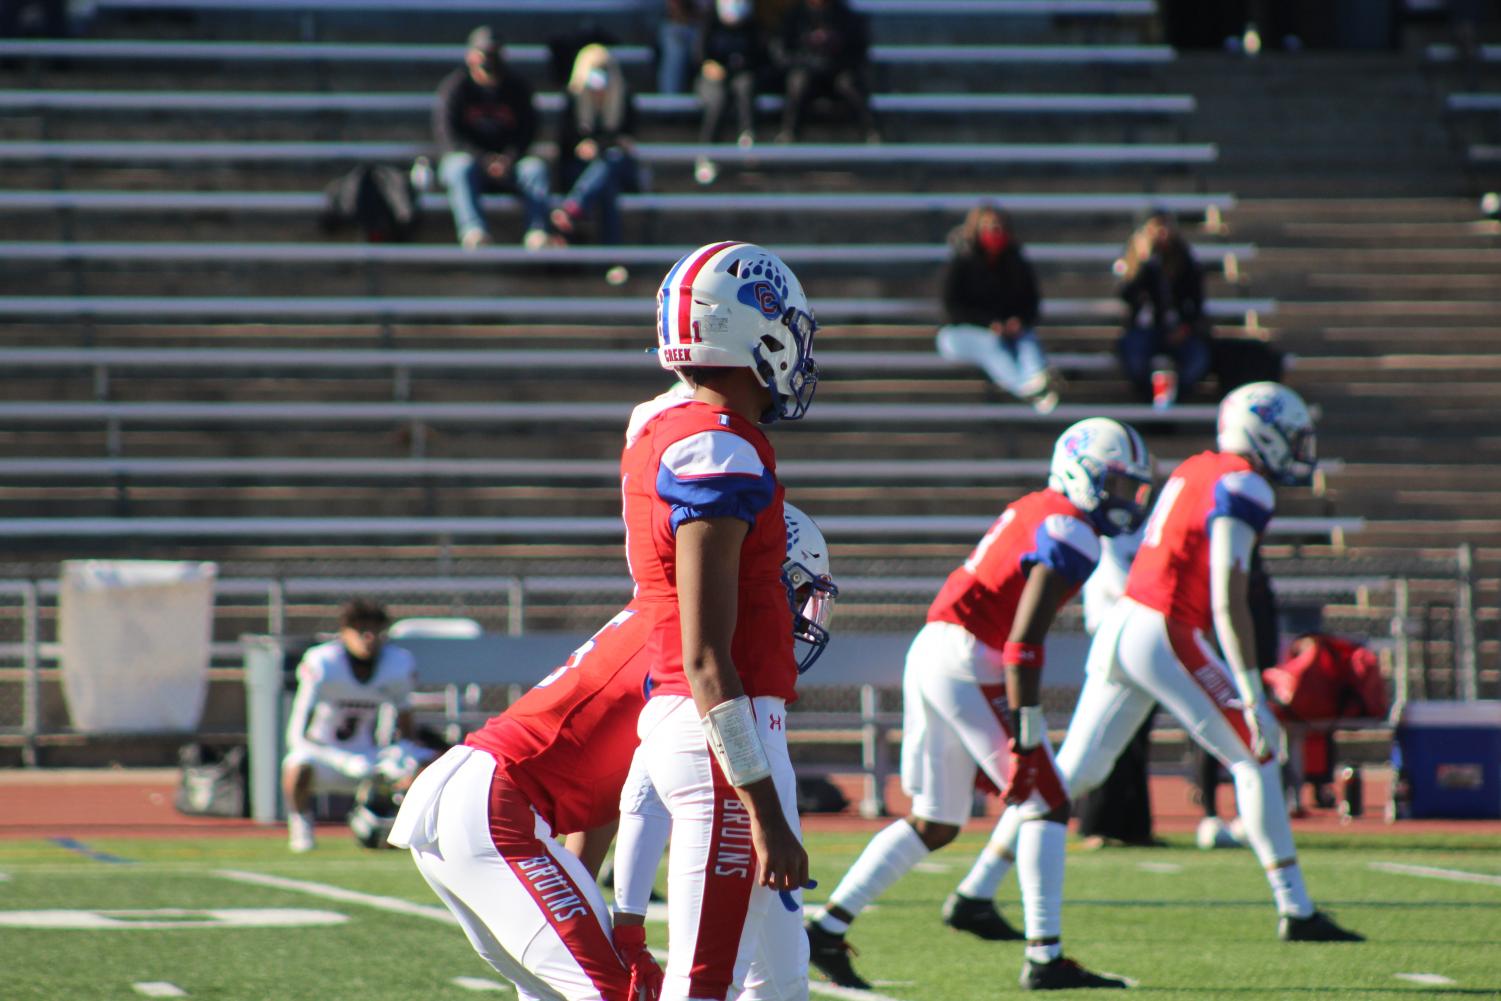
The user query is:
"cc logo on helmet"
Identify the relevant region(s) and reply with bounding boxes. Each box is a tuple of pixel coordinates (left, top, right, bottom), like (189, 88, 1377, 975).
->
(739, 280, 784, 318)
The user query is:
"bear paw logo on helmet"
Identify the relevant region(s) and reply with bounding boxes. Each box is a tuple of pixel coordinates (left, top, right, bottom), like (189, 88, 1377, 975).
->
(654, 242, 819, 424)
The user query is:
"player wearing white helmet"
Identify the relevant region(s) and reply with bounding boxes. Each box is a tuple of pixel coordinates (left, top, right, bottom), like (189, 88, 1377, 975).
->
(613, 502, 837, 1001)
(807, 418, 1152, 992)
(623, 242, 818, 1001)
(388, 500, 837, 1001)
(962, 382, 1360, 946)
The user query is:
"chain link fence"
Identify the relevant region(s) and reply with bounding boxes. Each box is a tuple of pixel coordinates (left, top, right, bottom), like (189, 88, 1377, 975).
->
(0, 546, 1488, 764)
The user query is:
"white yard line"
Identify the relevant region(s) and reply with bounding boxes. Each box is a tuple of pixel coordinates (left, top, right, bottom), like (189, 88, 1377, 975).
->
(1137, 862, 1183, 874)
(214, 869, 458, 924)
(1369, 861, 1501, 888)
(217, 869, 908, 1000)
(132, 983, 187, 998)
(811, 983, 907, 1001)
(1395, 973, 1458, 986)
(452, 976, 511, 992)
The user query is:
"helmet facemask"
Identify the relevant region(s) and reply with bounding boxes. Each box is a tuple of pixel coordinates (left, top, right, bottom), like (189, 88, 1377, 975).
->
(782, 557, 837, 673)
(656, 242, 819, 424)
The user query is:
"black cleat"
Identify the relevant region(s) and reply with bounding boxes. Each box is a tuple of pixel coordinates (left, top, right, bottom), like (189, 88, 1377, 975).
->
(941, 892, 1023, 941)
(806, 921, 872, 990)
(1279, 910, 1365, 942)
(1021, 956, 1130, 991)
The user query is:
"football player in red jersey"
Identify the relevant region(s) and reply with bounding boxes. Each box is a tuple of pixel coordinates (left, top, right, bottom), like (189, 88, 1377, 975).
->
(621, 241, 818, 1001)
(965, 383, 1361, 947)
(806, 418, 1153, 992)
(386, 500, 835, 1001)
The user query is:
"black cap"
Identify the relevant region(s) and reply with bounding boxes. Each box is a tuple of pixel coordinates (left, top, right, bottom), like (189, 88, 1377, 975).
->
(467, 25, 499, 53)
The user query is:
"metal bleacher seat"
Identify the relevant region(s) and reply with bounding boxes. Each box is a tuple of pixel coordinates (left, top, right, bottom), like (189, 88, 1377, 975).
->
(0, 514, 1364, 542)
(0, 88, 1197, 118)
(0, 38, 1174, 67)
(0, 295, 1276, 323)
(0, 454, 1342, 484)
(0, 189, 1239, 220)
(1425, 43, 1501, 63)
(1445, 93, 1501, 112)
(86, 0, 1158, 13)
(0, 239, 1256, 270)
(0, 138, 1219, 168)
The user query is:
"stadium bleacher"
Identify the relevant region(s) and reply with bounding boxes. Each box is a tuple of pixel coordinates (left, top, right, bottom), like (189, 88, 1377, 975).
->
(1, 0, 1498, 765)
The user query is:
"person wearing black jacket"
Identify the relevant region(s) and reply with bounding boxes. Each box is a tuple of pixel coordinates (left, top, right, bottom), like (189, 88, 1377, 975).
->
(691, 0, 768, 185)
(434, 26, 554, 250)
(1116, 211, 1213, 404)
(775, 0, 880, 143)
(935, 204, 1060, 411)
(549, 44, 642, 249)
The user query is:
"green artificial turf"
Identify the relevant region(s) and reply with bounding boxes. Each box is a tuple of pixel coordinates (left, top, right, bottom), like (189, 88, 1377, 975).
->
(0, 830, 1496, 1000)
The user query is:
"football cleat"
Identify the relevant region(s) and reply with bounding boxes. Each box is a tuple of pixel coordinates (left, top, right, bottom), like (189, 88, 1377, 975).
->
(941, 892, 1023, 941)
(806, 922, 872, 990)
(1278, 910, 1364, 943)
(1020, 956, 1129, 991)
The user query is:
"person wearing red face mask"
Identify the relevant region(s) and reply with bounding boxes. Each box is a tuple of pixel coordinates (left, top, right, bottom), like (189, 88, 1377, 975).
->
(936, 204, 1061, 413)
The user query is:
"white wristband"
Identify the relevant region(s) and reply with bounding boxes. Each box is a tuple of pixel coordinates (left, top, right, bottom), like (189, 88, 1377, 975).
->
(1015, 705, 1046, 751)
(701, 696, 772, 787)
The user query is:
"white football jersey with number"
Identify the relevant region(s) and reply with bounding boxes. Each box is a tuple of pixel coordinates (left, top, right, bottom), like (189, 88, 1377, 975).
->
(291, 640, 417, 749)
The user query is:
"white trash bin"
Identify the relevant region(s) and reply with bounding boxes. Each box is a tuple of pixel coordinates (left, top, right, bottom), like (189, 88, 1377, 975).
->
(58, 560, 218, 732)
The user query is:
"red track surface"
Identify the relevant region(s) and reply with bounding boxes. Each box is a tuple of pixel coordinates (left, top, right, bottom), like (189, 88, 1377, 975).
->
(5, 768, 1495, 840)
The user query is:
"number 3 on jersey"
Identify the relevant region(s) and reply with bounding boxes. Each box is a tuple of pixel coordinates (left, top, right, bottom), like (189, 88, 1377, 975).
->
(1142, 476, 1186, 549)
(534, 608, 638, 688)
(963, 509, 1017, 574)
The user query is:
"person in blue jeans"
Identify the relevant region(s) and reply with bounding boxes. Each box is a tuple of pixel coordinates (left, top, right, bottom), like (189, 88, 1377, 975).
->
(935, 204, 1060, 412)
(549, 44, 642, 251)
(1115, 211, 1213, 405)
(657, 0, 703, 94)
(433, 26, 555, 250)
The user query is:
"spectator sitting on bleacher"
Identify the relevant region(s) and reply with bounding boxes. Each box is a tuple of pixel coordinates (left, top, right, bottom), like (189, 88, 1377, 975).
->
(1115, 210, 1212, 406)
(434, 26, 555, 251)
(935, 204, 1061, 413)
(549, 44, 642, 254)
(282, 599, 432, 853)
(658, 0, 706, 94)
(692, 0, 769, 185)
(774, 0, 880, 143)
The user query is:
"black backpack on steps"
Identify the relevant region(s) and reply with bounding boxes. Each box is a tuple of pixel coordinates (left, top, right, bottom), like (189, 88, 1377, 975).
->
(320, 163, 418, 242)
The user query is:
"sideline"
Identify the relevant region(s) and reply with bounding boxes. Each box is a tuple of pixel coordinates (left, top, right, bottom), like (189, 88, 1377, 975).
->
(1368, 861, 1501, 888)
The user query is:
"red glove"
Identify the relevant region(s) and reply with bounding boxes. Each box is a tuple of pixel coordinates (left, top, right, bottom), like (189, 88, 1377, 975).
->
(1004, 743, 1065, 808)
(613, 924, 664, 1001)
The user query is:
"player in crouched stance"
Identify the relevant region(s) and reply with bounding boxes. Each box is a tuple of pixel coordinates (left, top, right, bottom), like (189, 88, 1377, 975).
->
(807, 418, 1154, 991)
(966, 383, 1362, 947)
(623, 242, 819, 1001)
(282, 598, 430, 853)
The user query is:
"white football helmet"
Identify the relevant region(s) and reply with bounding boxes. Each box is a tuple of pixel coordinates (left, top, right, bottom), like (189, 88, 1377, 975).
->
(655, 241, 819, 423)
(783, 502, 837, 673)
(1217, 381, 1317, 486)
(1048, 417, 1155, 537)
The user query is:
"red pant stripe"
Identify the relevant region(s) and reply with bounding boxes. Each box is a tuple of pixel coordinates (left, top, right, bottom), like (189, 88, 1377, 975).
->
(487, 769, 632, 1001)
(687, 756, 756, 1000)
(1165, 620, 1270, 763)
